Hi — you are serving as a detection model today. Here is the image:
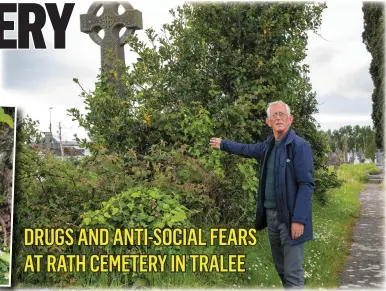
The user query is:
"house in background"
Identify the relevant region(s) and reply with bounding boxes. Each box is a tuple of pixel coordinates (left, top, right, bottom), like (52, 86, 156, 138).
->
(32, 132, 87, 160)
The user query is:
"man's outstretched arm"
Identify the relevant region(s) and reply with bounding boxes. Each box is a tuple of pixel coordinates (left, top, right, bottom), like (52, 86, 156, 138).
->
(210, 137, 266, 159)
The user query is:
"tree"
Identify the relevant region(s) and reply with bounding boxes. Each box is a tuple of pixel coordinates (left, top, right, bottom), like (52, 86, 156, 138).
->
(17, 116, 43, 145)
(70, 3, 338, 210)
(362, 3, 384, 150)
(324, 125, 377, 161)
(15, 3, 347, 287)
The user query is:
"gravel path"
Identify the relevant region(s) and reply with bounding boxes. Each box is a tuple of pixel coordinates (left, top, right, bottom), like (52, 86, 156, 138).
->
(339, 183, 385, 289)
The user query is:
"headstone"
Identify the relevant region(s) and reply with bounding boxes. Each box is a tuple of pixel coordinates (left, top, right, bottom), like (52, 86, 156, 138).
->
(354, 155, 360, 164)
(376, 149, 383, 166)
(345, 151, 351, 163)
(328, 152, 340, 170)
(349, 153, 355, 164)
(358, 151, 363, 162)
(80, 1, 143, 71)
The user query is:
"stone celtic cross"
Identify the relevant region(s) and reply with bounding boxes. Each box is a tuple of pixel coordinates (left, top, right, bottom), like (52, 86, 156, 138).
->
(80, 1, 143, 70)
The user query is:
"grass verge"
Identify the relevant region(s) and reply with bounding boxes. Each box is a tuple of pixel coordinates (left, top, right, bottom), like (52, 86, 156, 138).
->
(150, 163, 381, 289)
(27, 163, 379, 289)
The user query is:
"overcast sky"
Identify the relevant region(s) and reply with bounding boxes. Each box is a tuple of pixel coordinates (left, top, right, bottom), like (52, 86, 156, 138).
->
(0, 0, 376, 141)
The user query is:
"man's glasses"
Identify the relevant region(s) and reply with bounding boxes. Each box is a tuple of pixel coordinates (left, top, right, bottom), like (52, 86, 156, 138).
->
(269, 112, 289, 119)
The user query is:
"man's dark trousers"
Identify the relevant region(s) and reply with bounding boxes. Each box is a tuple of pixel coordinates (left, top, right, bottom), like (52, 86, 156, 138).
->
(266, 209, 305, 288)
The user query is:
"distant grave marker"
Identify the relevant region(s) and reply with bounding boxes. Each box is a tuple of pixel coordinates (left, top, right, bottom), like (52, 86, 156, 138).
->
(376, 149, 383, 166)
(328, 152, 341, 170)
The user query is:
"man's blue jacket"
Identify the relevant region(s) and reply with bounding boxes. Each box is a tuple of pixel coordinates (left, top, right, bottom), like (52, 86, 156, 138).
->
(220, 129, 314, 245)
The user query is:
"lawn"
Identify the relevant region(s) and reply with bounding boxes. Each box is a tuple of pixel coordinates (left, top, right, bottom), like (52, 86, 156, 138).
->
(149, 163, 381, 289)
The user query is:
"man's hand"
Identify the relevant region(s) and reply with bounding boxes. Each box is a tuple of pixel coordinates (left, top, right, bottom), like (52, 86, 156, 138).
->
(291, 222, 304, 240)
(209, 137, 222, 149)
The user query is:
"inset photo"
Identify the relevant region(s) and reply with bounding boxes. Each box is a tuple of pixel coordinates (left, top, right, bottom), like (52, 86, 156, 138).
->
(0, 107, 16, 287)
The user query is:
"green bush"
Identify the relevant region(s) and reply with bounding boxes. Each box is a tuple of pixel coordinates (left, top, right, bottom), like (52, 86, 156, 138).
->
(338, 163, 381, 183)
(81, 186, 190, 230)
(314, 169, 343, 205)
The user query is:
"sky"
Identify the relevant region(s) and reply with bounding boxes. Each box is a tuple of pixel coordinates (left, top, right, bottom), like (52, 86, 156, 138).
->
(0, 0, 376, 141)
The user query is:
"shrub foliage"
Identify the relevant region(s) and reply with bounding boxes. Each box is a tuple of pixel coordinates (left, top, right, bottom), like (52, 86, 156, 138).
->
(13, 3, 342, 287)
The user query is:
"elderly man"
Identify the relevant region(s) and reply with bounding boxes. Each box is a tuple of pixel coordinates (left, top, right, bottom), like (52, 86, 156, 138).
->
(209, 100, 314, 288)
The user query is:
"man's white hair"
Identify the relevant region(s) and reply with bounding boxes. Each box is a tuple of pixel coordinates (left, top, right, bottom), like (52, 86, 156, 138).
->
(266, 100, 291, 117)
